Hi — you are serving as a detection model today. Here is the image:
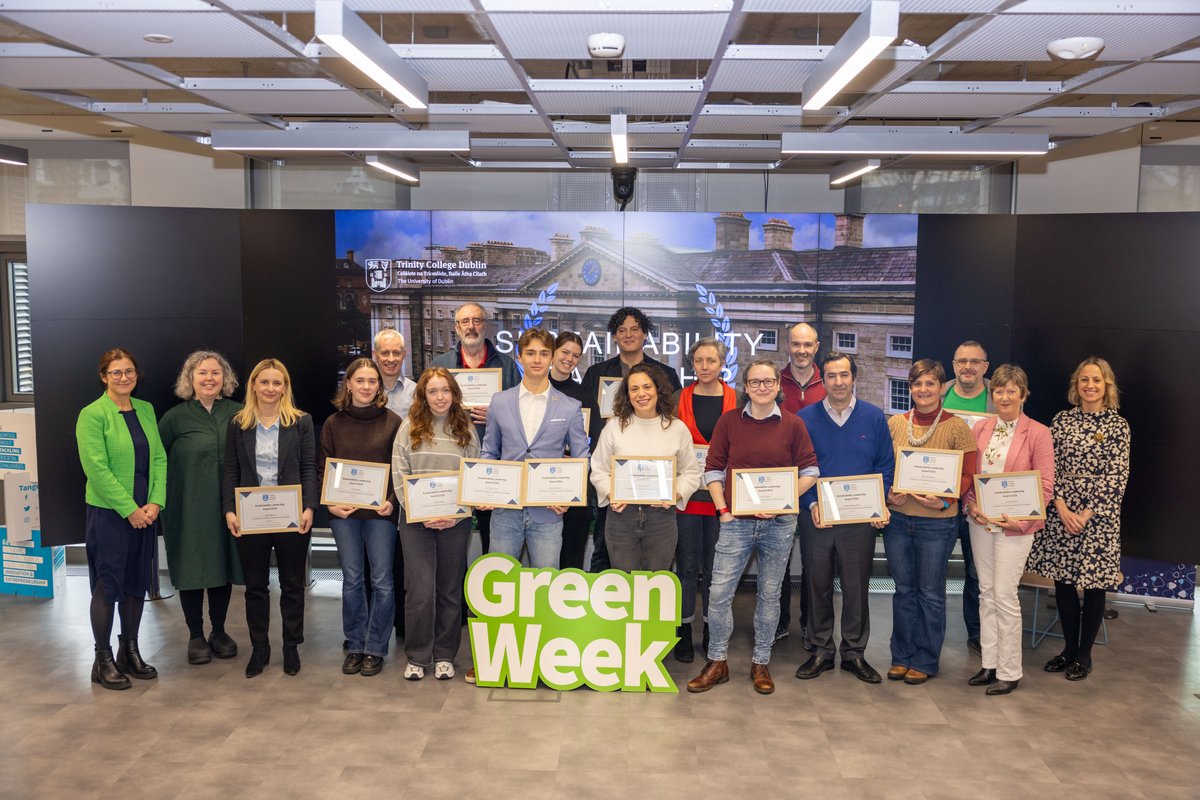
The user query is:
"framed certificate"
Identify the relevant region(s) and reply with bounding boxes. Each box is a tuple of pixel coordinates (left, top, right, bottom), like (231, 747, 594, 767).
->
(817, 474, 887, 525)
(893, 447, 964, 499)
(524, 458, 588, 507)
(458, 458, 524, 508)
(974, 470, 1046, 521)
(320, 458, 390, 509)
(235, 485, 303, 534)
(402, 471, 471, 523)
(611, 456, 676, 505)
(598, 376, 622, 418)
(730, 467, 798, 515)
(946, 409, 997, 431)
(693, 444, 710, 472)
(449, 368, 502, 407)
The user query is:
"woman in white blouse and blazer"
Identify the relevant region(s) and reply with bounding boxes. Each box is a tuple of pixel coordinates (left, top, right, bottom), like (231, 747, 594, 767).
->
(962, 364, 1054, 695)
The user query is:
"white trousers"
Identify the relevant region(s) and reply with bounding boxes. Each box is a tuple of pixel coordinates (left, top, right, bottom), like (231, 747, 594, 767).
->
(968, 522, 1035, 681)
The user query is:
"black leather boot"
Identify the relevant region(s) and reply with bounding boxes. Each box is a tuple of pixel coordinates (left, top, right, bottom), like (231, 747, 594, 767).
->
(92, 646, 132, 691)
(673, 622, 695, 663)
(116, 635, 158, 679)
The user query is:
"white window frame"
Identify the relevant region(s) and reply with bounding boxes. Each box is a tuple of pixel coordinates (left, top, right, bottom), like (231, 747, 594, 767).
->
(2, 252, 33, 401)
(834, 330, 858, 353)
(757, 329, 778, 351)
(887, 377, 912, 415)
(887, 333, 913, 358)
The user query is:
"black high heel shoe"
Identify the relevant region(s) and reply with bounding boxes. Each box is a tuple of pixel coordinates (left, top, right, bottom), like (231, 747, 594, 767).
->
(92, 646, 132, 691)
(245, 647, 270, 678)
(116, 635, 158, 679)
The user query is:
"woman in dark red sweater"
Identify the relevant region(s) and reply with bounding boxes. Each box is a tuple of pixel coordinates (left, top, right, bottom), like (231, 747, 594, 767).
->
(319, 358, 402, 677)
(673, 337, 738, 663)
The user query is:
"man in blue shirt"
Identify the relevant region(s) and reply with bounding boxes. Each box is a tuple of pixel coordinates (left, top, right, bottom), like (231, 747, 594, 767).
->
(795, 352, 895, 684)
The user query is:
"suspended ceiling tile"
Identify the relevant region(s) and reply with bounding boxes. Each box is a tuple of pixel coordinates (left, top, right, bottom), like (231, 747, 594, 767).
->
(1080, 62, 1200, 93)
(183, 79, 386, 114)
(419, 105, 551, 133)
(939, 13, 1200, 62)
(857, 92, 1052, 117)
(0, 47, 173, 90)
(985, 111, 1157, 137)
(681, 139, 781, 161)
(558, 131, 686, 148)
(531, 80, 703, 115)
(223, 1, 475, 8)
(403, 56, 524, 93)
(743, 0, 1005, 10)
(90, 106, 276, 133)
(1, 11, 297, 59)
(469, 138, 564, 159)
(711, 58, 819, 93)
(489, 12, 729, 59)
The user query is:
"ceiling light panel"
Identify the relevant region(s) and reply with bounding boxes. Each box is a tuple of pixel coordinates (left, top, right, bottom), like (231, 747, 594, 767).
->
(488, 13, 729, 59)
(531, 80, 703, 115)
(0, 11, 298, 58)
(184, 79, 386, 115)
(940, 14, 1200, 62)
(802, 0, 899, 111)
(1080, 62, 1200, 94)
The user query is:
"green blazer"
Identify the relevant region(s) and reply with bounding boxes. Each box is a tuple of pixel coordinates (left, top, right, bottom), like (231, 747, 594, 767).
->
(76, 393, 168, 517)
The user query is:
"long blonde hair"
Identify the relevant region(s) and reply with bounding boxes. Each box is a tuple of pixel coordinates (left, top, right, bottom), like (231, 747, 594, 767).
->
(1067, 356, 1120, 410)
(234, 358, 304, 429)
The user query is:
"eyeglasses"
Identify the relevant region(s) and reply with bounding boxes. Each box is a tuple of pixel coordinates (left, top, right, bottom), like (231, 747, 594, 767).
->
(746, 378, 778, 389)
(953, 358, 987, 367)
(106, 368, 137, 379)
(455, 317, 485, 327)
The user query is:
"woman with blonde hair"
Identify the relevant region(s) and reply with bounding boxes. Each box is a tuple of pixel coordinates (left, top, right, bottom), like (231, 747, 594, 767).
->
(222, 358, 317, 678)
(320, 357, 402, 677)
(391, 367, 480, 681)
(1027, 356, 1129, 681)
(159, 350, 244, 666)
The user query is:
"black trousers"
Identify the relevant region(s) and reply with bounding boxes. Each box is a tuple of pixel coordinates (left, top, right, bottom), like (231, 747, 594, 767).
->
(235, 532, 309, 649)
(798, 514, 876, 659)
(559, 504, 591, 570)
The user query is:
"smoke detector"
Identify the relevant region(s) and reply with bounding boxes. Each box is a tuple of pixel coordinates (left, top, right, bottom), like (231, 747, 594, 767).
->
(1047, 37, 1105, 60)
(587, 32, 625, 59)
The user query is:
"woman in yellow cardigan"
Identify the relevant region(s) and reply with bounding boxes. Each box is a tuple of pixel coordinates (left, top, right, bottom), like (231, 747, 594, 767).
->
(75, 348, 167, 690)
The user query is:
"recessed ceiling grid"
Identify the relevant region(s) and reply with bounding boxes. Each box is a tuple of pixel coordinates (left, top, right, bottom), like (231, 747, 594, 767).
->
(711, 58, 821, 93)
(858, 92, 1056, 118)
(743, 0, 1006, 11)
(1080, 62, 1200, 94)
(940, 13, 1200, 62)
(488, 13, 731, 59)
(532, 87, 703, 116)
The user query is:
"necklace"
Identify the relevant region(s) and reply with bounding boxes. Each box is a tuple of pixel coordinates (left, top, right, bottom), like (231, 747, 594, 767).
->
(905, 409, 940, 446)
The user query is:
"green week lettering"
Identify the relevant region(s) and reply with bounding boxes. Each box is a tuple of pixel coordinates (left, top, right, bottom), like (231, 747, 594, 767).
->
(464, 554, 681, 692)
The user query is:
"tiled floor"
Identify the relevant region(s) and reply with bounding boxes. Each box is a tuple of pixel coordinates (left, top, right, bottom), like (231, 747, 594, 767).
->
(2, 575, 1198, 800)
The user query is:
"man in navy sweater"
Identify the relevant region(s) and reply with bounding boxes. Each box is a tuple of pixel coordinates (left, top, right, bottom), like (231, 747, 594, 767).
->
(795, 352, 895, 684)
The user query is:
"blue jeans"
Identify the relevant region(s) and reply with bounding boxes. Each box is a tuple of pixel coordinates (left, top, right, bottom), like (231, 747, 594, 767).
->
(489, 508, 563, 568)
(330, 517, 397, 657)
(675, 511, 718, 624)
(958, 511, 980, 639)
(706, 515, 797, 665)
(883, 511, 957, 676)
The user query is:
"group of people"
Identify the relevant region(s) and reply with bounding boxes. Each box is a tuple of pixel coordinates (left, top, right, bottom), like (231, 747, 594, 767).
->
(76, 304, 1129, 696)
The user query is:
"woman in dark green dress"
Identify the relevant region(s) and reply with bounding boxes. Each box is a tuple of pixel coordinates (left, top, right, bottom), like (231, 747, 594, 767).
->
(159, 351, 244, 665)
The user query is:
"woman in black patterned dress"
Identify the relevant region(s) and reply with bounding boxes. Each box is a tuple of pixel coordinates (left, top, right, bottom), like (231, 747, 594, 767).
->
(1027, 356, 1130, 681)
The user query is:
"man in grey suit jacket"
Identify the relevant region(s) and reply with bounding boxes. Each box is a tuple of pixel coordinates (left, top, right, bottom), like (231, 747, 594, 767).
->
(479, 328, 589, 569)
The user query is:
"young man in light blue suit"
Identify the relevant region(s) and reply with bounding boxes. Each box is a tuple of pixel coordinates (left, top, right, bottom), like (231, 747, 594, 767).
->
(480, 328, 590, 568)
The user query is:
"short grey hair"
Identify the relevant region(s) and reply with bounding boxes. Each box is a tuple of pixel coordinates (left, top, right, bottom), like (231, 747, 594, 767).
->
(687, 336, 728, 364)
(374, 328, 405, 350)
(174, 351, 238, 400)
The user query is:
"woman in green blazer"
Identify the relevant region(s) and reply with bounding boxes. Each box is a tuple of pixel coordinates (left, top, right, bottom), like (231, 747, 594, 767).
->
(75, 348, 167, 690)
(159, 351, 244, 666)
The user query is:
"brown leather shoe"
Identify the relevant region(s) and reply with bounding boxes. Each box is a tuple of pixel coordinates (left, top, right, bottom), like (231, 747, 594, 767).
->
(686, 659, 729, 693)
(751, 664, 775, 694)
(887, 665, 908, 681)
(903, 668, 930, 685)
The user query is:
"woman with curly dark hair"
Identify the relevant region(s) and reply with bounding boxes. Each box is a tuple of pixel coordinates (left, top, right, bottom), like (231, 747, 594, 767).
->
(589, 363, 700, 572)
(391, 367, 480, 681)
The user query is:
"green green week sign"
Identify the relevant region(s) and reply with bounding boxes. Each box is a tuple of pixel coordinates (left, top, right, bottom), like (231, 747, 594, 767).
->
(465, 554, 681, 692)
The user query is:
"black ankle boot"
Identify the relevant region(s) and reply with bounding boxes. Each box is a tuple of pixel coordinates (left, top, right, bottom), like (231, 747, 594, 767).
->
(673, 623, 695, 663)
(116, 635, 158, 679)
(245, 646, 270, 678)
(92, 646, 132, 691)
(283, 645, 301, 676)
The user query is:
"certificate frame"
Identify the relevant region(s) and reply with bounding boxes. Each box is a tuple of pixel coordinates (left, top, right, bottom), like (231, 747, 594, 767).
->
(730, 467, 799, 516)
(235, 484, 303, 534)
(597, 376, 622, 418)
(448, 368, 503, 407)
(610, 455, 677, 505)
(458, 458, 525, 509)
(973, 470, 1046, 521)
(580, 407, 591, 434)
(319, 458, 390, 510)
(816, 474, 887, 526)
(523, 458, 589, 508)
(892, 447, 964, 499)
(402, 471, 471, 524)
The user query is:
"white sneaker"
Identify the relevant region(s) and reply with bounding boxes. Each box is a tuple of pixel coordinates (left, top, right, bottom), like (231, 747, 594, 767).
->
(434, 661, 455, 680)
(403, 663, 424, 681)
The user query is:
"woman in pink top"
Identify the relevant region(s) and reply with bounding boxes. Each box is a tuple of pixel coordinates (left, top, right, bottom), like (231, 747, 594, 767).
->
(962, 364, 1054, 695)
